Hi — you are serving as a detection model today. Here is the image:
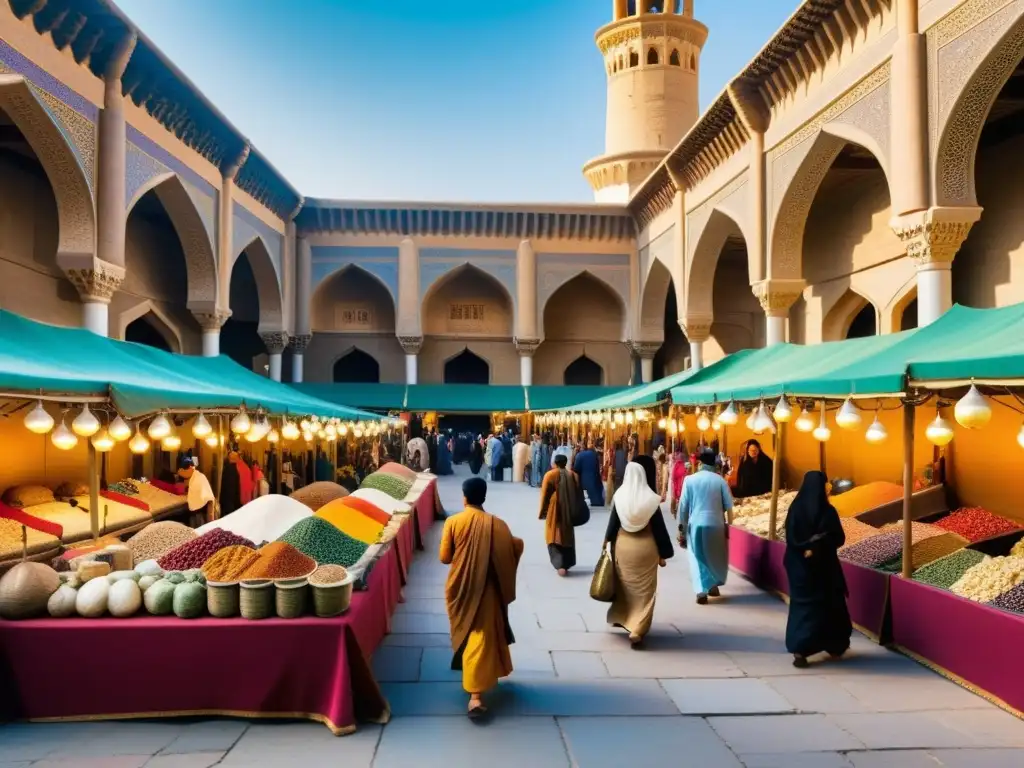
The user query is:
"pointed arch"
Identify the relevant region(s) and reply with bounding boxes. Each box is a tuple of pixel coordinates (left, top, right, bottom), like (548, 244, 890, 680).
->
(0, 76, 94, 261)
(669, 49, 680, 66)
(232, 235, 284, 333)
(312, 263, 396, 333)
(564, 355, 603, 386)
(443, 348, 490, 384)
(647, 48, 660, 65)
(629, 50, 639, 68)
(686, 207, 746, 320)
(333, 347, 380, 383)
(126, 173, 218, 308)
(823, 289, 876, 342)
(639, 257, 674, 340)
(542, 270, 628, 342)
(422, 263, 514, 338)
(115, 300, 183, 353)
(888, 278, 918, 333)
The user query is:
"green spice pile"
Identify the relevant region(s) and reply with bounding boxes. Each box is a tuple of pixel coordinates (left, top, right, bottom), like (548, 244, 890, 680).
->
(911, 548, 989, 589)
(278, 517, 369, 568)
(359, 472, 413, 500)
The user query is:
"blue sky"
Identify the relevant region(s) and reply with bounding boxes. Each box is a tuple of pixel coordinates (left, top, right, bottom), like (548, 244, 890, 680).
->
(116, 1, 795, 203)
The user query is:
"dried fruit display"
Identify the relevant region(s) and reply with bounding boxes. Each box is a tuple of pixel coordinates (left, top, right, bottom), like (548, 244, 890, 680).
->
(934, 507, 1022, 543)
(838, 531, 903, 568)
(157, 529, 255, 571)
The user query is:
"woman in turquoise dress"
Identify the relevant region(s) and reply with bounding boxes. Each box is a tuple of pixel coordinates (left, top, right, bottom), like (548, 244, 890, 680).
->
(678, 447, 733, 605)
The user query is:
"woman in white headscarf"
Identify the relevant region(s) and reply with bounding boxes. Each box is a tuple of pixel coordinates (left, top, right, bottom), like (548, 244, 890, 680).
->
(603, 460, 675, 648)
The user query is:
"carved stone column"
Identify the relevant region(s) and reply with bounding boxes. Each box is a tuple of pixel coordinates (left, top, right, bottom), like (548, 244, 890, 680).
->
(289, 334, 312, 383)
(260, 331, 289, 382)
(295, 235, 312, 339)
(630, 341, 661, 384)
(96, 34, 136, 270)
(515, 240, 537, 342)
(681, 316, 712, 372)
(890, 0, 928, 218)
(64, 260, 126, 336)
(193, 309, 231, 357)
(515, 338, 540, 387)
(399, 336, 423, 385)
(892, 206, 982, 326)
(753, 279, 805, 346)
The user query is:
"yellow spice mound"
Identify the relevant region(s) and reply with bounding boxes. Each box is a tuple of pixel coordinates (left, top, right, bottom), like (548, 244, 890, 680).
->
(831, 482, 903, 518)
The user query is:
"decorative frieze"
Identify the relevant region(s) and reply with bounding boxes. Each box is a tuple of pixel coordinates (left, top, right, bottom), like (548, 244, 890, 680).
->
(289, 334, 312, 354)
(260, 331, 289, 355)
(514, 338, 541, 357)
(193, 309, 232, 332)
(681, 317, 713, 343)
(629, 340, 662, 359)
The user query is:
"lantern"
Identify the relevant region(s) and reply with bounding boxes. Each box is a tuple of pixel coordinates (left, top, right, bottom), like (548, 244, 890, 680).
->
(129, 428, 150, 454)
(795, 405, 815, 433)
(24, 401, 54, 434)
(720, 401, 739, 426)
(954, 384, 992, 429)
(50, 419, 78, 451)
(71, 404, 100, 437)
(835, 397, 862, 430)
(192, 413, 213, 439)
(774, 395, 792, 423)
(148, 413, 171, 440)
(91, 429, 115, 452)
(109, 415, 132, 441)
(925, 413, 955, 447)
(865, 414, 888, 444)
(231, 409, 252, 435)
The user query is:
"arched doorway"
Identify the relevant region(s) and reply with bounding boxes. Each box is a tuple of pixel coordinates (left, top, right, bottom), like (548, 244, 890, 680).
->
(564, 355, 602, 386)
(222, 238, 284, 372)
(444, 349, 489, 384)
(333, 349, 380, 383)
(823, 289, 877, 341)
(900, 298, 918, 331)
(846, 304, 877, 339)
(125, 310, 179, 352)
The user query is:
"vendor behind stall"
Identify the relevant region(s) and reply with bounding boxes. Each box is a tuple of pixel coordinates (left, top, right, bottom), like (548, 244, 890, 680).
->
(734, 439, 774, 499)
(178, 455, 215, 526)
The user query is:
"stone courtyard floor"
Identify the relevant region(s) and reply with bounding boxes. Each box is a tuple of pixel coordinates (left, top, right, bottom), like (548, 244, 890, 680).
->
(3, 465, 1024, 767)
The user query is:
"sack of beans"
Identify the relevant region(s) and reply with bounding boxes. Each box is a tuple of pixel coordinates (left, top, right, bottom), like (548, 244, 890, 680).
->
(290, 482, 349, 512)
(0, 562, 61, 619)
(838, 530, 903, 568)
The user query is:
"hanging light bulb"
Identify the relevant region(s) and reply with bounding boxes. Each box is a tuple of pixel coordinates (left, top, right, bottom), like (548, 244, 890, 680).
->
(192, 412, 212, 439)
(317, 429, 327, 440)
(230, 408, 251, 435)
(614, 412, 624, 425)
(657, 417, 667, 430)
(302, 430, 314, 443)
(753, 402, 774, 434)
(795, 405, 815, 433)
(954, 383, 992, 429)
(267, 428, 280, 444)
(281, 420, 300, 441)
(50, 418, 78, 450)
(205, 433, 219, 448)
(129, 428, 150, 454)
(625, 411, 634, 426)
(745, 408, 757, 431)
(925, 412, 955, 447)
(712, 417, 722, 432)
(300, 419, 311, 432)
(865, 413, 888, 444)
(774, 395, 793, 423)
(835, 397, 862, 430)
(245, 425, 263, 443)
(109, 415, 131, 441)
(339, 424, 349, 436)
(696, 410, 711, 432)
(24, 400, 54, 434)
(1018, 423, 1024, 450)
(147, 413, 171, 440)
(813, 403, 831, 442)
(667, 418, 678, 436)
(91, 428, 114, 452)
(326, 432, 337, 442)
(325, 423, 337, 438)
(71, 404, 100, 437)
(354, 427, 364, 438)
(720, 401, 739, 426)
(162, 432, 181, 451)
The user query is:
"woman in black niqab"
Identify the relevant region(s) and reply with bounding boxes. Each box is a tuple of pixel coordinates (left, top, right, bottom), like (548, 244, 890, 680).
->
(783, 470, 852, 668)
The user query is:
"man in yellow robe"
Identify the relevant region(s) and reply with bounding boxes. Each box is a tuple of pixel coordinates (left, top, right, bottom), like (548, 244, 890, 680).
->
(439, 477, 524, 719)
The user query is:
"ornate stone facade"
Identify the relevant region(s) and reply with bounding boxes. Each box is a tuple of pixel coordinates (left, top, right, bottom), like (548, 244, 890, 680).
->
(63, 262, 126, 303)
(891, 207, 984, 267)
(259, 331, 289, 355)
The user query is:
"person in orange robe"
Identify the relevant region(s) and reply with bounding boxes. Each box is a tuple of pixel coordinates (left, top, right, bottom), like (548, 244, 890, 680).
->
(439, 477, 523, 720)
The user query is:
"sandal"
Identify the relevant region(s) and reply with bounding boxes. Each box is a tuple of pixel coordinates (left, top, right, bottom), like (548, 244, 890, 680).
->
(696, 594, 708, 605)
(708, 586, 720, 597)
(792, 655, 809, 669)
(468, 704, 488, 721)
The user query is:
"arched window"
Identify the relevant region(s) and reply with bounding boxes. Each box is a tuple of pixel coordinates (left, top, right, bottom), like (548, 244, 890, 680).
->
(629, 50, 639, 68)
(689, 53, 696, 70)
(669, 49, 680, 66)
(444, 350, 489, 384)
(333, 349, 380, 383)
(647, 48, 660, 66)
(125, 317, 173, 352)
(564, 356, 603, 386)
(846, 305, 877, 339)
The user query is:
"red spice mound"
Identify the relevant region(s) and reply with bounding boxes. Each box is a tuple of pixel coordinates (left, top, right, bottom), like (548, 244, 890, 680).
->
(157, 529, 256, 571)
(933, 507, 1022, 543)
(239, 541, 316, 580)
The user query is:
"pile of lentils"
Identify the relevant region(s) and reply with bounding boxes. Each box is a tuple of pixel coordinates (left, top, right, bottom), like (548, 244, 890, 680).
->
(934, 507, 1022, 542)
(838, 530, 904, 568)
(987, 581, 1024, 613)
(128, 521, 198, 565)
(359, 472, 413, 500)
(839, 518, 884, 549)
(279, 516, 369, 568)
(290, 481, 349, 512)
(911, 548, 989, 589)
(877, 532, 968, 574)
(157, 529, 255, 571)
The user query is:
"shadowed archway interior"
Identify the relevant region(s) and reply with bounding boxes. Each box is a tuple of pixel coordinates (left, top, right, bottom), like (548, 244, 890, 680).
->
(333, 348, 380, 383)
(654, 277, 688, 379)
(125, 315, 173, 352)
(444, 349, 489, 384)
(222, 250, 264, 370)
(564, 355, 602, 386)
(846, 304, 877, 339)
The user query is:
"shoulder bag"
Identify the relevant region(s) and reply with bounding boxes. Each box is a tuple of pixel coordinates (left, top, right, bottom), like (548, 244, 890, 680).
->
(589, 542, 616, 602)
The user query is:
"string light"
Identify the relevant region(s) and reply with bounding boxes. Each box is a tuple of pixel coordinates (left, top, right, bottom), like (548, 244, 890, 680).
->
(71, 404, 100, 437)
(162, 432, 182, 451)
(774, 395, 792, 423)
(835, 397, 862, 430)
(925, 412, 955, 447)
(281, 420, 300, 441)
(192, 412, 213, 439)
(865, 413, 888, 444)
(204, 433, 219, 448)
(230, 408, 251, 435)
(696, 410, 711, 432)
(24, 400, 54, 434)
(954, 383, 992, 429)
(129, 428, 150, 454)
(148, 413, 171, 440)
(795, 405, 815, 433)
(109, 415, 132, 441)
(720, 401, 739, 426)
(50, 418, 78, 450)
(813, 403, 831, 442)
(753, 402, 774, 434)
(91, 429, 114, 452)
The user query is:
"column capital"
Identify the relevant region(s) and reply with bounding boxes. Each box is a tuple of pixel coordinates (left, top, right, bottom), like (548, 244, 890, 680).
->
(629, 340, 661, 360)
(398, 335, 423, 355)
(192, 309, 232, 332)
(514, 337, 541, 357)
(289, 333, 312, 354)
(890, 206, 983, 270)
(260, 331, 289, 355)
(60, 258, 125, 303)
(680, 316, 713, 343)
(753, 279, 805, 317)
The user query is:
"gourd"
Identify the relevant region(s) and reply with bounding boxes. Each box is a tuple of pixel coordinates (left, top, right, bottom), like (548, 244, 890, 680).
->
(135, 560, 163, 578)
(143, 579, 176, 615)
(138, 575, 160, 593)
(47, 585, 78, 618)
(164, 571, 186, 585)
(172, 581, 206, 619)
(108, 570, 140, 584)
(108, 579, 143, 618)
(75, 577, 110, 618)
(0, 562, 61, 620)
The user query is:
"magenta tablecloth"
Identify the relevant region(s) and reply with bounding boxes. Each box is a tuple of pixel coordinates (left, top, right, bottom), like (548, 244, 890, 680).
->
(414, 480, 437, 545)
(890, 576, 1024, 715)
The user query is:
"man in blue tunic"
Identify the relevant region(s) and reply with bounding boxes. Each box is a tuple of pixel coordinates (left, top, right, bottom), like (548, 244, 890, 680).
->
(572, 438, 604, 507)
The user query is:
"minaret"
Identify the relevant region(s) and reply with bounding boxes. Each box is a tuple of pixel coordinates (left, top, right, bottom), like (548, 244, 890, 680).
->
(583, 1, 708, 203)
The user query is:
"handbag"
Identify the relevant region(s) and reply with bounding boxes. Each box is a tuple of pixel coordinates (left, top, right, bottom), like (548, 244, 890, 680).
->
(570, 493, 591, 527)
(589, 543, 616, 602)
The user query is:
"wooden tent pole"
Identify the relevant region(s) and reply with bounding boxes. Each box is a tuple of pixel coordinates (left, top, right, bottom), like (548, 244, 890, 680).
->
(214, 415, 225, 518)
(901, 401, 916, 578)
(767, 422, 784, 540)
(87, 441, 100, 541)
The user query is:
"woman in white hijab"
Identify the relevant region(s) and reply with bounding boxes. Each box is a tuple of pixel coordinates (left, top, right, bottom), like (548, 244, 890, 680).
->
(603, 460, 675, 649)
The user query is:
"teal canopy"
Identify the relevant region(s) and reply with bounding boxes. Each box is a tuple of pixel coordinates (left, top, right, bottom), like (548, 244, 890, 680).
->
(405, 385, 527, 412)
(0, 311, 379, 421)
(906, 303, 1024, 384)
(526, 385, 626, 411)
(294, 383, 409, 411)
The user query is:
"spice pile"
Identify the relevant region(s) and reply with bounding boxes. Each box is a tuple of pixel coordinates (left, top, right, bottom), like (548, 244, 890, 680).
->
(195, 494, 312, 544)
(316, 503, 384, 545)
(988, 582, 1024, 613)
(201, 545, 260, 581)
(733, 511, 787, 539)
(831, 482, 903, 518)
(838, 531, 904, 567)
(912, 549, 989, 589)
(127, 522, 198, 565)
(290, 482, 348, 512)
(1012, 538, 1024, 557)
(732, 491, 797, 520)
(279, 517, 369, 568)
(340, 496, 392, 524)
(934, 507, 1022, 543)
(839, 518, 883, 548)
(359, 472, 413, 500)
(309, 564, 348, 585)
(158, 529, 255, 571)
(239, 541, 316, 580)
(377, 461, 417, 481)
(950, 554, 1024, 602)
(878, 532, 968, 573)
(880, 521, 946, 544)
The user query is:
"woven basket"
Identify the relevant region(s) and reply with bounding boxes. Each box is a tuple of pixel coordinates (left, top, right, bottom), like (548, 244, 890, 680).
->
(311, 574, 354, 617)
(239, 579, 274, 620)
(207, 580, 240, 618)
(275, 577, 309, 619)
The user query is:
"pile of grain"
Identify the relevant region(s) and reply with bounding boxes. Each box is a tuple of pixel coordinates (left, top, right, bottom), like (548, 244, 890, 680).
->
(830, 482, 903, 518)
(950, 554, 1024, 602)
(158, 529, 255, 571)
(732, 491, 797, 521)
(278, 517, 369, 568)
(839, 518, 884, 549)
(201, 545, 260, 582)
(838, 531, 903, 568)
(309, 564, 348, 585)
(879, 521, 946, 545)
(377, 462, 417, 481)
(988, 582, 1024, 613)
(315, 502, 384, 545)
(195, 494, 312, 544)
(878, 532, 969, 573)
(238, 541, 316, 580)
(359, 472, 413, 500)
(333, 496, 390, 525)
(127, 522, 197, 566)
(733, 511, 787, 539)
(350, 488, 410, 516)
(912, 549, 989, 589)
(290, 482, 348, 512)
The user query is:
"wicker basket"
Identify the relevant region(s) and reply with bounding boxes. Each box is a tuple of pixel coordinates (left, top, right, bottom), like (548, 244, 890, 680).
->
(207, 580, 240, 618)
(239, 579, 274, 620)
(275, 577, 309, 619)
(311, 573, 354, 618)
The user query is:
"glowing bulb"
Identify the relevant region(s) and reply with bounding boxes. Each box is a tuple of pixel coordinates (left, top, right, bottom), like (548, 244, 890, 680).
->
(129, 429, 150, 454)
(354, 428, 364, 438)
(109, 415, 131, 441)
(696, 412, 711, 432)
(625, 411, 634, 425)
(147, 413, 171, 440)
(192, 413, 212, 438)
(658, 418, 667, 430)
(745, 409, 757, 431)
(774, 396, 792, 423)
(317, 429, 327, 439)
(205, 434, 219, 448)
(71, 404, 100, 437)
(24, 401, 54, 434)
(326, 432, 336, 442)
(865, 415, 888, 444)
(753, 403, 774, 434)
(614, 412, 624, 425)
(282, 420, 300, 441)
(245, 425, 263, 443)
(1018, 423, 1024, 450)
(954, 384, 992, 429)
(267, 428, 280, 444)
(300, 419, 311, 432)
(925, 413, 955, 447)
(795, 406, 815, 433)
(339, 424, 349, 436)
(50, 419, 78, 450)
(162, 433, 181, 451)
(720, 401, 739, 426)
(230, 409, 251, 435)
(91, 429, 114, 452)
(712, 418, 722, 432)
(302, 431, 314, 443)
(325, 423, 337, 438)
(835, 397, 862, 430)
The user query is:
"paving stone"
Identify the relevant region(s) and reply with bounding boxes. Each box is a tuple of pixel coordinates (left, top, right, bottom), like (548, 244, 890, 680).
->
(930, 709, 1024, 748)
(418, 647, 462, 682)
(660, 678, 795, 715)
(930, 748, 1024, 767)
(551, 651, 608, 678)
(158, 721, 249, 754)
(559, 716, 741, 768)
(533, 606, 587, 631)
(837, 673, 993, 713)
(740, 754, 853, 768)
(31, 759, 149, 768)
(766, 675, 869, 714)
(709, 714, 864, 753)
(145, 753, 227, 768)
(510, 646, 556, 678)
(601, 648, 742, 678)
(389, 611, 451, 634)
(829, 713, 978, 749)
(372, 645, 423, 682)
(381, 632, 452, 647)
(846, 750, 941, 767)
(217, 723, 381, 768)
(44, 723, 182, 758)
